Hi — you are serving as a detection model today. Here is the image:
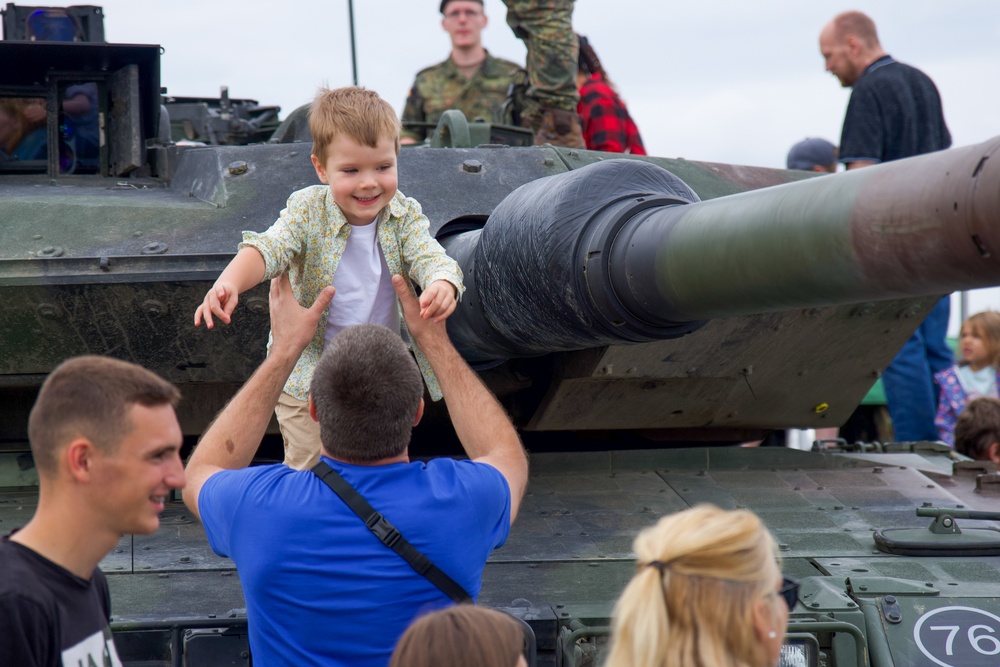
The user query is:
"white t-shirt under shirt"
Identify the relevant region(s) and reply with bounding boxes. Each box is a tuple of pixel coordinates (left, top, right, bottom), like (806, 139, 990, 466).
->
(324, 220, 400, 349)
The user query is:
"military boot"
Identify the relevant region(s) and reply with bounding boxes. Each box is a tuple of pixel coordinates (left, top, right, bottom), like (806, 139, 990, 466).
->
(525, 107, 585, 149)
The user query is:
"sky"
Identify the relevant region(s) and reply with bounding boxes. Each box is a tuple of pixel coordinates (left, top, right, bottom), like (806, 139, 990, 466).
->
(80, 0, 1000, 170)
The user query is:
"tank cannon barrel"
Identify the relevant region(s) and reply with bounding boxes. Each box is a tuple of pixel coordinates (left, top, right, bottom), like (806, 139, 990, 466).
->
(443, 137, 1000, 364)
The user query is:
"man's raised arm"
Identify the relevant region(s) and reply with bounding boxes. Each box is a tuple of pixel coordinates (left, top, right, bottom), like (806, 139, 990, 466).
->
(183, 276, 334, 521)
(391, 275, 528, 521)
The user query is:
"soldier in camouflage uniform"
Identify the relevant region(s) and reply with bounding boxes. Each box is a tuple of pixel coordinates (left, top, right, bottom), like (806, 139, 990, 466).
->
(400, 0, 521, 144)
(502, 0, 584, 147)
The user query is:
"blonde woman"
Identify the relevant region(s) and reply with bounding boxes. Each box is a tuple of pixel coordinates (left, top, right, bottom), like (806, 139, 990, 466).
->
(606, 505, 795, 667)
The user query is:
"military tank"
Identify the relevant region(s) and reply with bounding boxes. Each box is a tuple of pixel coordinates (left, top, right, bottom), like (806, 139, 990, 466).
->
(2, 9, 1000, 667)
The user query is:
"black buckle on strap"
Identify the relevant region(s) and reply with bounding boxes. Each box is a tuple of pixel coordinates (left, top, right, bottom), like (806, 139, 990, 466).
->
(366, 512, 401, 548)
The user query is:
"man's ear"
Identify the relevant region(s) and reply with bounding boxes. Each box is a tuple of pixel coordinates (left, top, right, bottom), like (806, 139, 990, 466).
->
(311, 155, 328, 184)
(308, 395, 319, 423)
(65, 438, 96, 483)
(988, 441, 1000, 464)
(413, 398, 425, 427)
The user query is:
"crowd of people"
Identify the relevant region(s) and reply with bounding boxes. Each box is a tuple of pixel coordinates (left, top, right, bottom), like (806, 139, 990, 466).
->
(0, 5, 991, 667)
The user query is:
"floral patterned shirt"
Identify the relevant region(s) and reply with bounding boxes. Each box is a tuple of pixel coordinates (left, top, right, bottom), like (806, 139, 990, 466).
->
(934, 364, 1000, 446)
(240, 185, 464, 401)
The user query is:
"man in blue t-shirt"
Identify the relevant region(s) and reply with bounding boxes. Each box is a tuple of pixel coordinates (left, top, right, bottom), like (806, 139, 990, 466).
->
(819, 11, 953, 442)
(183, 274, 528, 667)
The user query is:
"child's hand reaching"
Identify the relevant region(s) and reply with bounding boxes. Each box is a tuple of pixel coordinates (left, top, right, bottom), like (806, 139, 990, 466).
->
(194, 281, 239, 329)
(418, 280, 457, 323)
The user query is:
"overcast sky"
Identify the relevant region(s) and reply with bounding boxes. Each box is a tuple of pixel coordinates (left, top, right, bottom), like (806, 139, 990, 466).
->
(86, 0, 999, 170)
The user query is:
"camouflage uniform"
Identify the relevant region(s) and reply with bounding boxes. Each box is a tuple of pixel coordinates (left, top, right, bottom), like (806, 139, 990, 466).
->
(502, 0, 583, 147)
(502, 0, 577, 111)
(400, 51, 521, 143)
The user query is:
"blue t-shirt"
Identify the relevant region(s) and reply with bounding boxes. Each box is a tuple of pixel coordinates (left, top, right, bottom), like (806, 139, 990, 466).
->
(199, 456, 511, 667)
(839, 55, 951, 165)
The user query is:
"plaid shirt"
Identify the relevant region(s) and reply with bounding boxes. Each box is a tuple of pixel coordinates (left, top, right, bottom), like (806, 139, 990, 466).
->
(577, 73, 646, 155)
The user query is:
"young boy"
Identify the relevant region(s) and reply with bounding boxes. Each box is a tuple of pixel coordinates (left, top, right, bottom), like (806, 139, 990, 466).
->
(194, 87, 463, 470)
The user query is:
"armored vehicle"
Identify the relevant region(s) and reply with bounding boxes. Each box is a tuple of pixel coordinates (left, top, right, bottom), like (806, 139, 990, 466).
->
(1, 7, 999, 666)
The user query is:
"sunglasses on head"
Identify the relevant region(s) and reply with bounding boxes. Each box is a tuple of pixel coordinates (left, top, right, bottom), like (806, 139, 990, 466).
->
(779, 577, 799, 611)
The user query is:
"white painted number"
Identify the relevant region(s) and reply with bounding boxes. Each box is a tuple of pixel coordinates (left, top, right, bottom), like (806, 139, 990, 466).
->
(929, 626, 960, 656)
(968, 625, 1000, 656)
(914, 606, 1000, 667)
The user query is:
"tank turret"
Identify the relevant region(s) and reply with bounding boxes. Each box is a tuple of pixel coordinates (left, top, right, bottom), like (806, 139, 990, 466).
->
(2, 45, 1000, 440)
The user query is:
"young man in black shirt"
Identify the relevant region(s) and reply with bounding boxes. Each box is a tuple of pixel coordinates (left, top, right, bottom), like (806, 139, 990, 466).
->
(0, 357, 186, 666)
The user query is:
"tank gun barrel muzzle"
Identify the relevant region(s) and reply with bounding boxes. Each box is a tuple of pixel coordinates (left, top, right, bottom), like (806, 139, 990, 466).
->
(443, 137, 1000, 364)
(629, 136, 1000, 322)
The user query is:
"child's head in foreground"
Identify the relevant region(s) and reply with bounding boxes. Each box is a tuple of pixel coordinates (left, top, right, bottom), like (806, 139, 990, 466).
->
(955, 397, 1000, 463)
(309, 87, 402, 226)
(389, 605, 526, 667)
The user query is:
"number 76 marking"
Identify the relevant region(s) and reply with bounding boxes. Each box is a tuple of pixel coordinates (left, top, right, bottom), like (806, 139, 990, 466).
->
(929, 624, 1000, 656)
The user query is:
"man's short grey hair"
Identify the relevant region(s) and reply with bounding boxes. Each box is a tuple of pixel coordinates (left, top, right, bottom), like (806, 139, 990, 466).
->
(310, 324, 423, 463)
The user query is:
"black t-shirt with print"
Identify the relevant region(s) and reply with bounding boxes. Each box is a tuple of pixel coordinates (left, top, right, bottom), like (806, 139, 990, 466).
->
(0, 537, 122, 667)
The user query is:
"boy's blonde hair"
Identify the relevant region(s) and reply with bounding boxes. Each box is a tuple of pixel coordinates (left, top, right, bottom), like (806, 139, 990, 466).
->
(309, 86, 400, 164)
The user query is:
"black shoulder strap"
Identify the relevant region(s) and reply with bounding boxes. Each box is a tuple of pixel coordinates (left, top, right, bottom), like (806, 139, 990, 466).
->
(310, 461, 472, 604)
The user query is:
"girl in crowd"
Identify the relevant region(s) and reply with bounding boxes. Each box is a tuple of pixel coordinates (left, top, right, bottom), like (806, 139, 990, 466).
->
(605, 504, 794, 667)
(390, 605, 526, 667)
(935, 310, 1000, 445)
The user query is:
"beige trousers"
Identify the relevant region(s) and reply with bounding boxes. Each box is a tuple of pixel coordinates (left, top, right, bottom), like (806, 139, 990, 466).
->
(275, 392, 322, 470)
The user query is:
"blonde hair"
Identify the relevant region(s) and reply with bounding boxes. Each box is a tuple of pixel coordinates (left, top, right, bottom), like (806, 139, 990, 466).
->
(390, 606, 524, 667)
(605, 505, 780, 667)
(961, 311, 1000, 368)
(309, 86, 400, 164)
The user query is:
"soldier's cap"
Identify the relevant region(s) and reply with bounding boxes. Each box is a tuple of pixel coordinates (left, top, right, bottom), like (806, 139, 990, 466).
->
(440, 0, 484, 14)
(786, 137, 837, 170)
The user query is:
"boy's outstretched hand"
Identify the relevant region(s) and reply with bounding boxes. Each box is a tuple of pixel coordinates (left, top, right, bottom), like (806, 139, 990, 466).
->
(418, 280, 457, 323)
(194, 281, 239, 329)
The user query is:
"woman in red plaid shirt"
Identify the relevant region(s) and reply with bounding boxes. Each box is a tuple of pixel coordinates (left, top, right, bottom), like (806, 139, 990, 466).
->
(576, 35, 647, 155)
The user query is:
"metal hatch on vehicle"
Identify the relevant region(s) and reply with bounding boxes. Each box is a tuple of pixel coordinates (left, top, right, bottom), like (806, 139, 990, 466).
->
(874, 508, 1000, 556)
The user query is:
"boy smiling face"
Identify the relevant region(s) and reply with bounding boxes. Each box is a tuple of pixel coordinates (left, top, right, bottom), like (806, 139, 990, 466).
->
(311, 134, 398, 227)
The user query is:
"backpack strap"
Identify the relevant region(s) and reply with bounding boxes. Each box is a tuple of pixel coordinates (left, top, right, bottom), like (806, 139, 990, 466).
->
(310, 461, 473, 604)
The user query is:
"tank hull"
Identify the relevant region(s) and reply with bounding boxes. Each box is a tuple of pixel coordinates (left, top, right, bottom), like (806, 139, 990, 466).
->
(2, 445, 991, 667)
